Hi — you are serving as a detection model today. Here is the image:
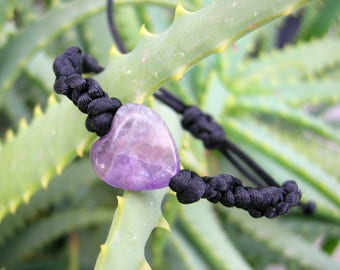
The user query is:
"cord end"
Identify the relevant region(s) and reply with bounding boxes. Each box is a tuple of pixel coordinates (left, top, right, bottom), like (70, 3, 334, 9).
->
(300, 201, 316, 215)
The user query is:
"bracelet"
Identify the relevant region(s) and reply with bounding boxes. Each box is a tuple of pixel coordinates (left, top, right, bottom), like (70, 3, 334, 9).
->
(52, 47, 315, 218)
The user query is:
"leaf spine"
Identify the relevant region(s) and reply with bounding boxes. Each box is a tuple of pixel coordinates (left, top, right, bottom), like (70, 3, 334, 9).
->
(55, 162, 64, 176)
(9, 200, 19, 214)
(5, 129, 14, 142)
(18, 118, 28, 131)
(171, 66, 186, 81)
(215, 42, 227, 53)
(23, 190, 33, 204)
(47, 94, 58, 106)
(174, 3, 191, 18)
(100, 243, 108, 252)
(76, 140, 87, 157)
(139, 260, 151, 270)
(157, 216, 170, 232)
(40, 174, 50, 189)
(109, 45, 122, 57)
(138, 24, 154, 38)
(33, 104, 43, 117)
(116, 195, 126, 206)
(282, 5, 295, 17)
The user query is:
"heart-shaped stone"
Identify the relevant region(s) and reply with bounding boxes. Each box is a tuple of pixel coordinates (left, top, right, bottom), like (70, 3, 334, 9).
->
(90, 104, 180, 190)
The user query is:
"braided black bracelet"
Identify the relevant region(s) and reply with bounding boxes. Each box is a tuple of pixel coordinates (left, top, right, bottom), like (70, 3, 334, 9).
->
(52, 47, 315, 218)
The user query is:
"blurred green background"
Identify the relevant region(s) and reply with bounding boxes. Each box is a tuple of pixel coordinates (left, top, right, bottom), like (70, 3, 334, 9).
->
(0, 0, 340, 269)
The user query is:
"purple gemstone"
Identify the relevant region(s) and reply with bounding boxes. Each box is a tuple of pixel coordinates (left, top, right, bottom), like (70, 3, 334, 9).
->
(90, 104, 180, 190)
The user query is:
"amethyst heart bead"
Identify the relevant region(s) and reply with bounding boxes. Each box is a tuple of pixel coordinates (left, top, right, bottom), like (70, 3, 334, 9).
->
(90, 104, 180, 190)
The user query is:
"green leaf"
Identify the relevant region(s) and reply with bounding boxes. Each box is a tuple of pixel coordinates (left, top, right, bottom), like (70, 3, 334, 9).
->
(280, 217, 340, 243)
(0, 207, 113, 267)
(0, 98, 93, 222)
(0, 0, 311, 224)
(0, 0, 105, 102)
(94, 189, 168, 270)
(0, 159, 96, 244)
(321, 236, 340, 255)
(235, 38, 340, 89)
(219, 214, 287, 269)
(0, 0, 191, 104)
(94, 101, 182, 270)
(228, 96, 340, 144)
(222, 117, 340, 211)
(25, 51, 55, 93)
(0, 0, 15, 44)
(179, 201, 253, 270)
(222, 208, 340, 270)
(99, 0, 314, 103)
(273, 80, 340, 106)
(299, 0, 340, 40)
(147, 193, 181, 269)
(166, 228, 211, 270)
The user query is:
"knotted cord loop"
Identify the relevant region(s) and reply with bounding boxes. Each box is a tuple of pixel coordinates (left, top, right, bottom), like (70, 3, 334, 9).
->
(53, 47, 122, 136)
(154, 89, 315, 217)
(154, 88, 226, 149)
(50, 0, 317, 218)
(181, 106, 227, 149)
(170, 170, 302, 218)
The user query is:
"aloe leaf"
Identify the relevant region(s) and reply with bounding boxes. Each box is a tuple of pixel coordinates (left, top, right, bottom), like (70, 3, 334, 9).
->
(0, 0, 312, 222)
(280, 217, 340, 242)
(0, 0, 105, 101)
(0, 207, 113, 267)
(147, 196, 179, 269)
(4, 82, 32, 124)
(0, 0, 313, 250)
(94, 189, 168, 270)
(299, 0, 340, 40)
(273, 125, 340, 180)
(222, 208, 340, 270)
(0, 0, 15, 43)
(228, 96, 340, 144)
(167, 228, 211, 270)
(82, 12, 113, 64)
(115, 5, 143, 51)
(235, 38, 340, 89)
(25, 51, 55, 93)
(0, 98, 93, 222)
(322, 236, 340, 255)
(0, 159, 96, 245)
(218, 212, 289, 269)
(222, 118, 340, 210)
(93, 101, 182, 270)
(99, 0, 313, 103)
(0, 0, 189, 104)
(273, 80, 340, 106)
(179, 201, 252, 270)
(200, 72, 231, 116)
(218, 33, 255, 80)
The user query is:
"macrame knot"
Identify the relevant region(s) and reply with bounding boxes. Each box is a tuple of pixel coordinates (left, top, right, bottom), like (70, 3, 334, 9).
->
(169, 170, 302, 218)
(181, 106, 226, 149)
(52, 47, 122, 136)
(169, 170, 206, 204)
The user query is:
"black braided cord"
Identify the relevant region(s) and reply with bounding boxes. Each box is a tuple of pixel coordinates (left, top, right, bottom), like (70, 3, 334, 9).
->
(53, 47, 121, 137)
(154, 89, 277, 188)
(171, 169, 301, 218)
(104, 0, 314, 217)
(53, 47, 315, 218)
(154, 89, 316, 217)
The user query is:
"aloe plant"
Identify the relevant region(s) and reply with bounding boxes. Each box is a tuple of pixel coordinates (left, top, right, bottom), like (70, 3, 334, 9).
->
(1, 0, 340, 269)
